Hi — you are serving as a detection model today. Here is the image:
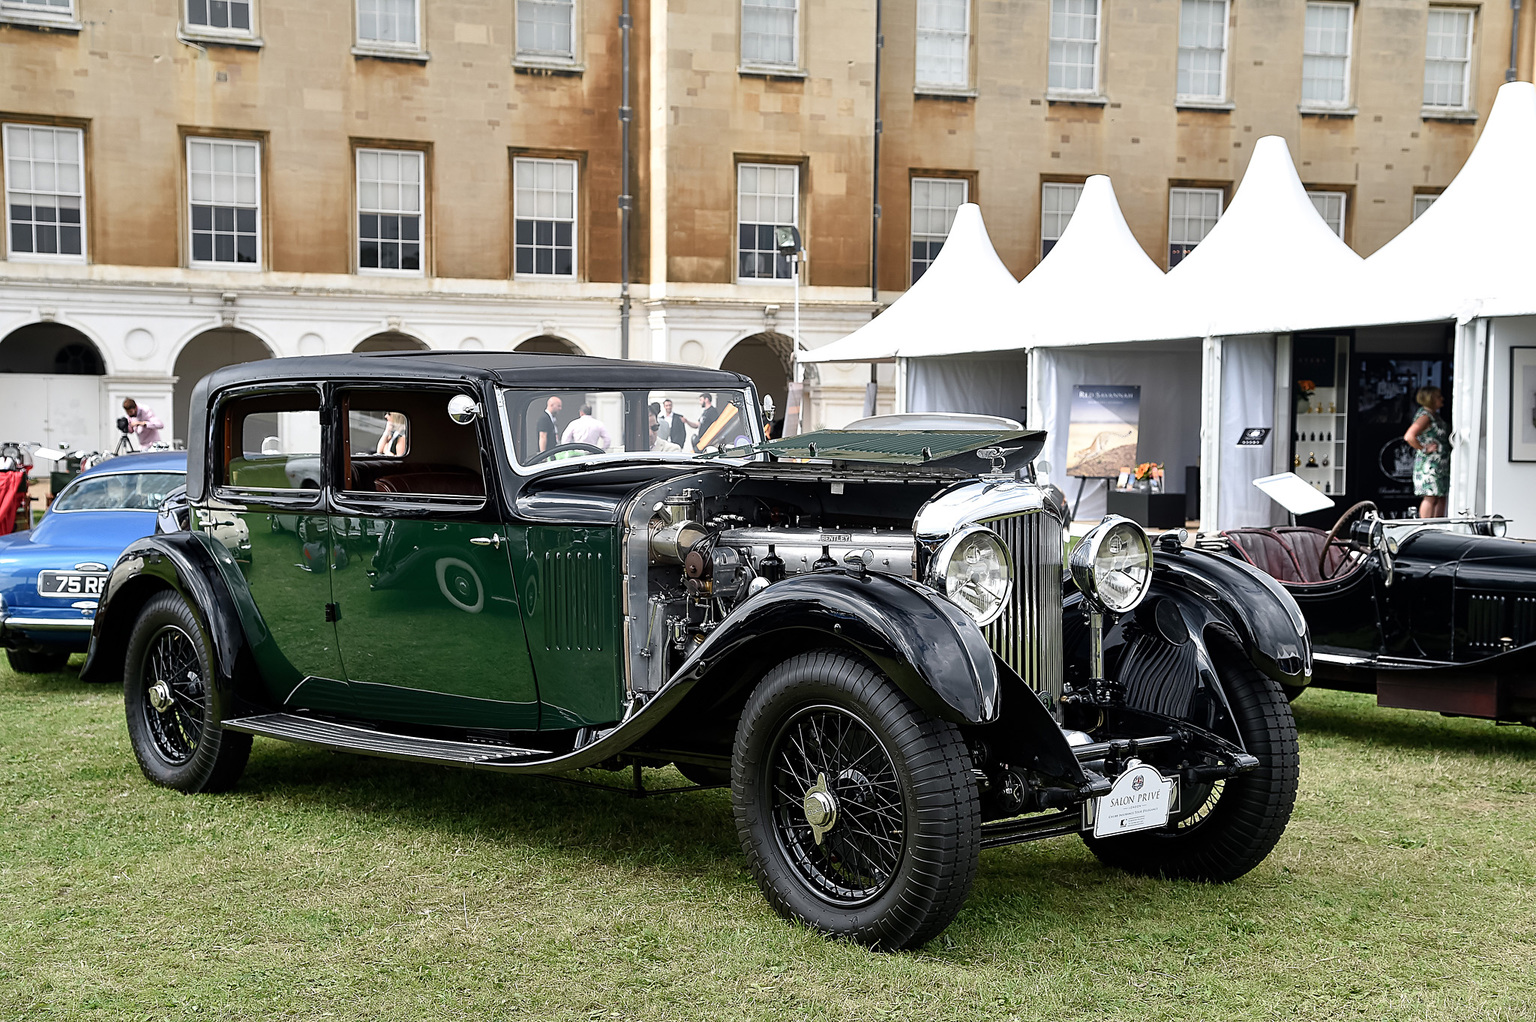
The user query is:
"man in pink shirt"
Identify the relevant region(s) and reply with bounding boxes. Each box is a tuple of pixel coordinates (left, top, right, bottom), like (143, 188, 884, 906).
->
(559, 404, 612, 451)
(122, 398, 164, 448)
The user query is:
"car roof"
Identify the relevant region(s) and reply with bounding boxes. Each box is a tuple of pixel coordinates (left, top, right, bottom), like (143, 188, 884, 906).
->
(77, 450, 188, 478)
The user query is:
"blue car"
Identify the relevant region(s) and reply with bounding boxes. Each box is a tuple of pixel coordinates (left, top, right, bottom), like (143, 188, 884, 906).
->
(0, 451, 186, 673)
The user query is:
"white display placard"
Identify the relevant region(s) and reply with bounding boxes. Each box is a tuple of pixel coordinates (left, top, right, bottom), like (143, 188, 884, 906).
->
(1252, 471, 1336, 516)
(1092, 763, 1175, 838)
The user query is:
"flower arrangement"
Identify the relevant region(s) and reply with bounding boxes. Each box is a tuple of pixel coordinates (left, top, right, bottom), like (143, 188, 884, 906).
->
(1296, 379, 1316, 395)
(1133, 462, 1163, 482)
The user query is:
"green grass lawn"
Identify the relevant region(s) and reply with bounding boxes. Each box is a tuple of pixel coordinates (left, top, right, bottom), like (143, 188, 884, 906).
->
(2, 661, 1534, 1022)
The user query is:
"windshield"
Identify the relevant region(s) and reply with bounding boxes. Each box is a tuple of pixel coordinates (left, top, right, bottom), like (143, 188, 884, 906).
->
(501, 387, 760, 469)
(52, 472, 185, 512)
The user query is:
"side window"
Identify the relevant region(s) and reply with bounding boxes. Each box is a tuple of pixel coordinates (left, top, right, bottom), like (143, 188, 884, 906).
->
(340, 390, 485, 498)
(220, 392, 322, 492)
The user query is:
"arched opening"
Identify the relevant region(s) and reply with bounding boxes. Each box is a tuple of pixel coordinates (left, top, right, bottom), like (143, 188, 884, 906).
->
(0, 323, 106, 375)
(355, 332, 429, 352)
(720, 332, 798, 432)
(0, 323, 108, 456)
(173, 327, 273, 445)
(514, 334, 581, 355)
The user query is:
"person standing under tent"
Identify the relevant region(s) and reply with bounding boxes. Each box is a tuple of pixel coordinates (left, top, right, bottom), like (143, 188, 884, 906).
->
(1404, 386, 1450, 519)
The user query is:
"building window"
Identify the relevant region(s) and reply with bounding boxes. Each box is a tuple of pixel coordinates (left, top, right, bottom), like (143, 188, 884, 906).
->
(187, 137, 260, 268)
(737, 163, 798, 281)
(1048, 0, 1100, 94)
(357, 148, 423, 275)
(517, 0, 575, 60)
(1302, 2, 1353, 107)
(916, 0, 969, 90)
(910, 178, 967, 284)
(1168, 186, 1222, 267)
(514, 157, 577, 278)
(1424, 6, 1473, 109)
(1177, 0, 1228, 102)
(186, 0, 252, 31)
(3, 0, 74, 16)
(1307, 190, 1347, 239)
(1413, 193, 1439, 220)
(1040, 181, 1083, 257)
(357, 0, 418, 49)
(742, 0, 797, 67)
(3, 124, 86, 263)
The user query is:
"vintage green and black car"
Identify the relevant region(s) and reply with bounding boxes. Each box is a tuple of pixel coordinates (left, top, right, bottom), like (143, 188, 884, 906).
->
(84, 352, 1309, 949)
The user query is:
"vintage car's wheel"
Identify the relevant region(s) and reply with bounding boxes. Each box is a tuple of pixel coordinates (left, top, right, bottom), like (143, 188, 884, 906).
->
(6, 647, 70, 674)
(732, 649, 980, 949)
(123, 591, 251, 793)
(1082, 652, 1299, 882)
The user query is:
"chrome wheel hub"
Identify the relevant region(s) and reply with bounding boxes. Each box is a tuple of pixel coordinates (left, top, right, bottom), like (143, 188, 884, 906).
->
(802, 772, 839, 845)
(148, 680, 174, 713)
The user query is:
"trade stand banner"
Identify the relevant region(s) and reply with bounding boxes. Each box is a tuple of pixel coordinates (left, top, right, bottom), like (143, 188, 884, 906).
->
(1065, 385, 1141, 478)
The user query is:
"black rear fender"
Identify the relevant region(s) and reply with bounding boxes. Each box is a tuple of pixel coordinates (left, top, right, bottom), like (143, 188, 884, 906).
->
(81, 533, 256, 701)
(676, 568, 1000, 728)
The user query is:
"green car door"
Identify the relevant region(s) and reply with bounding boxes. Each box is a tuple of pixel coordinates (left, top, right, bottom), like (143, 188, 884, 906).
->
(327, 392, 540, 731)
(209, 388, 349, 712)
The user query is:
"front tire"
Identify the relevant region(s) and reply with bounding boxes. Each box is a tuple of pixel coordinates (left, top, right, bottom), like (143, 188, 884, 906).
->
(6, 647, 70, 674)
(732, 650, 980, 950)
(1082, 650, 1299, 882)
(123, 591, 251, 793)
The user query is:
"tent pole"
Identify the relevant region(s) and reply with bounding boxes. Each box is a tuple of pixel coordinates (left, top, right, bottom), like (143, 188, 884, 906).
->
(1199, 335, 1223, 533)
(895, 357, 908, 414)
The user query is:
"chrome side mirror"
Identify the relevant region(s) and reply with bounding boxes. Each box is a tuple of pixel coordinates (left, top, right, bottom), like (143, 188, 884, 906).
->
(447, 394, 481, 425)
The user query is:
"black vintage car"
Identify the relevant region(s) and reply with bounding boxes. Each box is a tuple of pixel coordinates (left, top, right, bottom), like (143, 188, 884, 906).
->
(84, 352, 1310, 949)
(1208, 502, 1536, 725)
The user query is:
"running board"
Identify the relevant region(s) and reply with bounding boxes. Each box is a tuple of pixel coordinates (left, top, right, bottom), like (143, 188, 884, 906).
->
(222, 713, 548, 766)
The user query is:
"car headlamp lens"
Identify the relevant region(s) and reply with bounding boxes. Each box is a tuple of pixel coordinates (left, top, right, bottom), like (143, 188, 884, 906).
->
(928, 525, 1013, 627)
(1069, 516, 1153, 613)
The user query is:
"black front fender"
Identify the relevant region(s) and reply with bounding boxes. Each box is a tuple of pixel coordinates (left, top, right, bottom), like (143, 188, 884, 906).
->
(1145, 544, 1312, 686)
(80, 532, 256, 695)
(682, 568, 1000, 725)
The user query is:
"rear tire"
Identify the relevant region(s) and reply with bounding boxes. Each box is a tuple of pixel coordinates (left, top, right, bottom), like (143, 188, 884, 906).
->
(732, 649, 980, 949)
(123, 591, 251, 793)
(1082, 651, 1299, 882)
(6, 647, 70, 674)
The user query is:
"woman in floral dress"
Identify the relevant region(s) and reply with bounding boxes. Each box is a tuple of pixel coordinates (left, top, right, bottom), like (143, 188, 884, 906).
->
(1404, 386, 1449, 519)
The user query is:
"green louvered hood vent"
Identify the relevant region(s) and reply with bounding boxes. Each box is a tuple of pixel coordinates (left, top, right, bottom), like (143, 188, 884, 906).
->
(737, 429, 1046, 471)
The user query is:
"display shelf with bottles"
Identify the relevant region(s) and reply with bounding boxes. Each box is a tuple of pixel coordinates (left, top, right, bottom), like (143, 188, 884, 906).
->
(1291, 337, 1350, 497)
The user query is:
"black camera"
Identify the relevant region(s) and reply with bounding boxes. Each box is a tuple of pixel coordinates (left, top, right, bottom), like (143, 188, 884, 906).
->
(116, 416, 131, 435)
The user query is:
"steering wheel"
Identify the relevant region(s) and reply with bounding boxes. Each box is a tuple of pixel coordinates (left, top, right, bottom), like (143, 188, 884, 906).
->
(527, 442, 604, 465)
(1319, 500, 1377, 580)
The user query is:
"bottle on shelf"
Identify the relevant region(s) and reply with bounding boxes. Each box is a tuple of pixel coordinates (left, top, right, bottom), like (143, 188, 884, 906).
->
(1305, 452, 1318, 468)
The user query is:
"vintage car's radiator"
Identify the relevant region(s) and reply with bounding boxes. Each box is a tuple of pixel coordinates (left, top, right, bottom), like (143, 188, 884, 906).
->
(981, 509, 1064, 698)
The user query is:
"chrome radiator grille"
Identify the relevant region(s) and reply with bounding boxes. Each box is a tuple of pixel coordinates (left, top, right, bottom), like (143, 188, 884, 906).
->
(982, 510, 1064, 698)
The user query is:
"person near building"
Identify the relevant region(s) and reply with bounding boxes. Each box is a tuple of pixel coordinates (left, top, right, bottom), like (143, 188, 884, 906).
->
(649, 414, 681, 452)
(690, 393, 722, 451)
(1404, 386, 1450, 519)
(121, 398, 163, 449)
(658, 398, 687, 449)
(537, 396, 563, 453)
(375, 412, 408, 456)
(561, 405, 612, 451)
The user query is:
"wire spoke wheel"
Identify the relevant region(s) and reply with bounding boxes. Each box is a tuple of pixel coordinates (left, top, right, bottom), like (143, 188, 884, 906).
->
(139, 624, 205, 765)
(768, 705, 906, 905)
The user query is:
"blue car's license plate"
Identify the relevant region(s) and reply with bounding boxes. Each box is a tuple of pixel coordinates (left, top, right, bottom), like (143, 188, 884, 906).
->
(38, 571, 107, 597)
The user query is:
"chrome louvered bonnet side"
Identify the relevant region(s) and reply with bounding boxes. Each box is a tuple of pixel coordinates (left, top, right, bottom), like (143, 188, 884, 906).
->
(982, 510, 1064, 704)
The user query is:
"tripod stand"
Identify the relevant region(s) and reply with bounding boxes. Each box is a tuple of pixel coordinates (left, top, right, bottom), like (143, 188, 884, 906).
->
(112, 432, 136, 457)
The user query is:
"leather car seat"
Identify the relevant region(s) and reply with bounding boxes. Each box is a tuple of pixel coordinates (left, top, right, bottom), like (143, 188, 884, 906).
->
(373, 469, 485, 497)
(1274, 526, 1347, 583)
(1222, 528, 1307, 583)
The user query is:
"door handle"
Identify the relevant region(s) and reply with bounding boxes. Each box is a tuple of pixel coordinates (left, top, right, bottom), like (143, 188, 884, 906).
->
(470, 533, 503, 550)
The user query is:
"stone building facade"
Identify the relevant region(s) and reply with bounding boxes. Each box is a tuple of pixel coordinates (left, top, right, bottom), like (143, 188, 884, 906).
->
(1, 0, 1529, 451)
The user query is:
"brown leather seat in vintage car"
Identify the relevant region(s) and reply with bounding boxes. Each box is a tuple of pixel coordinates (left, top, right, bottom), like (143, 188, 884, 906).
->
(1273, 525, 1347, 583)
(1222, 528, 1306, 583)
(373, 468, 484, 497)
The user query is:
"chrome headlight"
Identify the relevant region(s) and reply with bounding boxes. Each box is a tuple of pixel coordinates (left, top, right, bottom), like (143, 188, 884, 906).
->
(1069, 515, 1153, 613)
(927, 525, 1013, 627)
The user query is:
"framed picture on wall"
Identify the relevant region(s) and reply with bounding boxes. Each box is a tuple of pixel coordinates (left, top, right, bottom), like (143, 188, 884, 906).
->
(1511, 347, 1536, 462)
